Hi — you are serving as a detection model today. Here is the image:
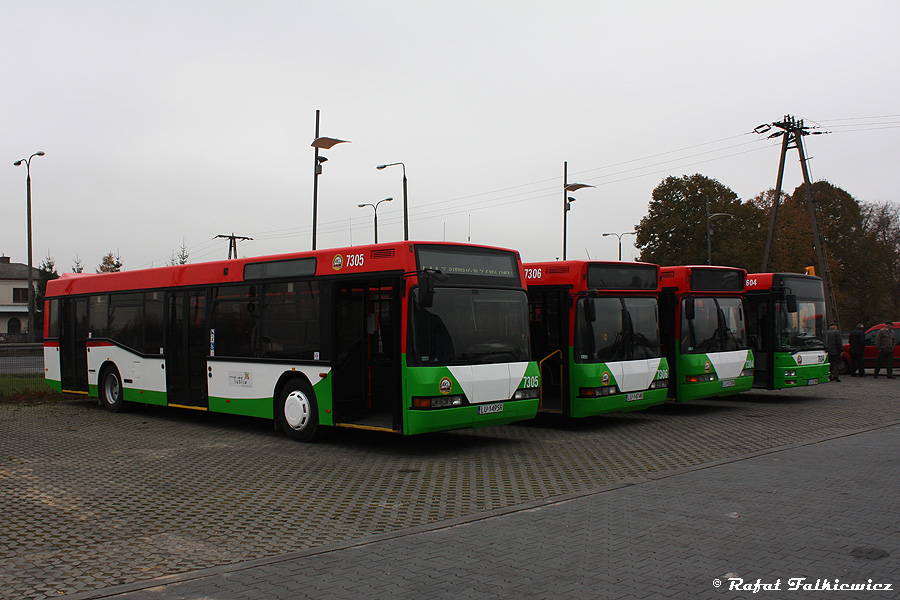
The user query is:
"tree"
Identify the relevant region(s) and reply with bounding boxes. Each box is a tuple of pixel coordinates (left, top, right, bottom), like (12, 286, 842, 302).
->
(635, 174, 766, 268)
(35, 253, 60, 337)
(72, 256, 84, 273)
(758, 180, 900, 328)
(854, 200, 900, 324)
(97, 252, 123, 273)
(169, 238, 189, 265)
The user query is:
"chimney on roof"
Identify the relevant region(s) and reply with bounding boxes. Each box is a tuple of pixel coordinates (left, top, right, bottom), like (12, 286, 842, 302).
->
(0, 256, 10, 264)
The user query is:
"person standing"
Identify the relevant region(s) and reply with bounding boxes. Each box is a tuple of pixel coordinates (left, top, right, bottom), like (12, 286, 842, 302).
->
(848, 323, 866, 377)
(826, 323, 843, 382)
(873, 322, 896, 379)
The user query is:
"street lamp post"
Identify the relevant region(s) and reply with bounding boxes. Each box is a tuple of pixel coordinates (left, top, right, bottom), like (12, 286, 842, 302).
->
(705, 196, 733, 265)
(310, 109, 350, 250)
(13, 151, 45, 341)
(562, 161, 595, 261)
(376, 162, 408, 241)
(602, 231, 636, 261)
(357, 197, 393, 244)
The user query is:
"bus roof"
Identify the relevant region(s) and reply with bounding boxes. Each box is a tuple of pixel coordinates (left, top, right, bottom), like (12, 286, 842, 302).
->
(46, 241, 522, 297)
(745, 272, 823, 292)
(659, 265, 747, 294)
(523, 260, 660, 291)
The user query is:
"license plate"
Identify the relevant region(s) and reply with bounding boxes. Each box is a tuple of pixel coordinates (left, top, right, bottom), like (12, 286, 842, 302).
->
(626, 392, 644, 402)
(477, 403, 504, 415)
(721, 379, 736, 388)
(808, 378, 818, 385)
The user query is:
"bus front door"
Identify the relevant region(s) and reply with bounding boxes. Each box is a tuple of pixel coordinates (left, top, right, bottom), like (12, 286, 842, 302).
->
(528, 288, 567, 412)
(333, 279, 401, 431)
(59, 298, 89, 393)
(165, 290, 209, 409)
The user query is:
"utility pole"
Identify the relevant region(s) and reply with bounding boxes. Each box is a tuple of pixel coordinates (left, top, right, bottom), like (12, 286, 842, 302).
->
(756, 115, 838, 326)
(215, 233, 253, 259)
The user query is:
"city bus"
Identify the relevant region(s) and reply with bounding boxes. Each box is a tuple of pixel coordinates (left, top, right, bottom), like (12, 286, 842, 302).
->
(745, 272, 829, 389)
(524, 260, 669, 416)
(658, 266, 754, 402)
(43, 242, 541, 441)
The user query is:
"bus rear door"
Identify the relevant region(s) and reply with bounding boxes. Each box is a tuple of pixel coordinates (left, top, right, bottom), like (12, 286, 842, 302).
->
(59, 297, 89, 393)
(165, 290, 209, 409)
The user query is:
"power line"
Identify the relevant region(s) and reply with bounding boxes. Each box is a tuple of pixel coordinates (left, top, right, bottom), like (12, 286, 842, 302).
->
(135, 115, 888, 268)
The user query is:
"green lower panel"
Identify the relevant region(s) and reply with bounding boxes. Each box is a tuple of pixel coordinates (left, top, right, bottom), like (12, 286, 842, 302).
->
(569, 388, 668, 418)
(672, 375, 754, 402)
(209, 396, 273, 419)
(772, 364, 830, 389)
(123, 387, 167, 406)
(404, 398, 539, 435)
(45, 379, 62, 393)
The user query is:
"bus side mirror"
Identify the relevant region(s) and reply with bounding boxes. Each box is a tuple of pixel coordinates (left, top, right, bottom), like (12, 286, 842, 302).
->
(786, 294, 798, 313)
(417, 273, 435, 308)
(685, 298, 695, 320)
(583, 298, 596, 323)
(416, 270, 449, 309)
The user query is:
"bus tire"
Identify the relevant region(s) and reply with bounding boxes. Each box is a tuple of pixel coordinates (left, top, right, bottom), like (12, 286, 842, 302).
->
(840, 358, 850, 374)
(276, 378, 323, 442)
(100, 365, 126, 413)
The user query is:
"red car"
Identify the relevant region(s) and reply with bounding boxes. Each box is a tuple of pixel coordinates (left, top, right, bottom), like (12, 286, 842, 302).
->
(840, 321, 900, 373)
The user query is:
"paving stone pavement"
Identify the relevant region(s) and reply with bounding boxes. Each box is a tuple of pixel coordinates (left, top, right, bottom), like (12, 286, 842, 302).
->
(2, 377, 899, 599)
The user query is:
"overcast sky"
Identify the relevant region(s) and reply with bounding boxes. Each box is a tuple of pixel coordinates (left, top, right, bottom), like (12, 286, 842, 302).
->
(2, 0, 898, 272)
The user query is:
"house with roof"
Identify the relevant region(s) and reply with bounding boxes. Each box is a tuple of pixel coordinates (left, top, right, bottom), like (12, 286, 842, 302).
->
(0, 256, 40, 340)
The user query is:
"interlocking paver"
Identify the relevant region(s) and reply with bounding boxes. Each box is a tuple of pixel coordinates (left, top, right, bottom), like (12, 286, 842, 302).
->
(2, 379, 899, 599)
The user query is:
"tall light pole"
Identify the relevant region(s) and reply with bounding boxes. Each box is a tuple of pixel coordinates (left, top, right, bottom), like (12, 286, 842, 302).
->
(357, 197, 393, 244)
(705, 196, 732, 265)
(562, 161, 595, 260)
(13, 151, 45, 341)
(376, 162, 408, 240)
(310, 109, 350, 250)
(602, 232, 636, 261)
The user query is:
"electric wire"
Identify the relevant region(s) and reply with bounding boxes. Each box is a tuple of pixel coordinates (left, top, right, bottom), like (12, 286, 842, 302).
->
(131, 115, 893, 269)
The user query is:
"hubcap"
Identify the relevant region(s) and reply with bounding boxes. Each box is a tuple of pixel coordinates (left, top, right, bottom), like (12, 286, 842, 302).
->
(284, 390, 311, 430)
(105, 375, 119, 404)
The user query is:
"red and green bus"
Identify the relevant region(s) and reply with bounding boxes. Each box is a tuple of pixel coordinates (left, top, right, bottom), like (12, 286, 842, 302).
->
(43, 242, 540, 441)
(658, 266, 754, 402)
(745, 272, 829, 389)
(524, 261, 669, 416)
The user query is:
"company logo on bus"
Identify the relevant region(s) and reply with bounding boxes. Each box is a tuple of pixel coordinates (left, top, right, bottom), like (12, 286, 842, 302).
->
(601, 372, 610, 385)
(704, 361, 711, 373)
(797, 354, 803, 365)
(439, 377, 453, 394)
(332, 254, 343, 271)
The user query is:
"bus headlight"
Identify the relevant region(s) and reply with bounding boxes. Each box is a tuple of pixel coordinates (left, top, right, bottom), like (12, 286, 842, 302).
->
(784, 369, 797, 377)
(513, 388, 540, 400)
(650, 379, 669, 389)
(740, 369, 754, 378)
(685, 374, 716, 383)
(412, 395, 466, 409)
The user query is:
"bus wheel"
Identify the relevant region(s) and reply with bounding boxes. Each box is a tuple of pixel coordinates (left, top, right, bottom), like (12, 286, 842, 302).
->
(840, 358, 850, 374)
(101, 366, 126, 413)
(276, 379, 323, 442)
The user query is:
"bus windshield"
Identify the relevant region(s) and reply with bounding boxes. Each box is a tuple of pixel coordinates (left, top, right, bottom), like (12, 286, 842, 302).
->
(681, 297, 747, 354)
(409, 288, 530, 365)
(776, 298, 826, 350)
(575, 296, 661, 362)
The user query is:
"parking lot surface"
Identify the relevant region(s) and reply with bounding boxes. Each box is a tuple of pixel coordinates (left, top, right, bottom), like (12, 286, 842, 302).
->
(2, 378, 899, 599)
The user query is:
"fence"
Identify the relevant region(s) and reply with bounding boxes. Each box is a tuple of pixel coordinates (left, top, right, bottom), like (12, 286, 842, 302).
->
(0, 343, 46, 398)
